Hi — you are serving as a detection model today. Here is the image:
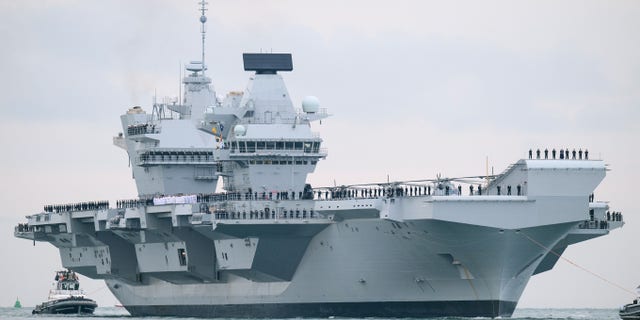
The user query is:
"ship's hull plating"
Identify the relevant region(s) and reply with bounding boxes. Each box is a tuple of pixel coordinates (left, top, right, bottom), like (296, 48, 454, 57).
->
(107, 219, 573, 318)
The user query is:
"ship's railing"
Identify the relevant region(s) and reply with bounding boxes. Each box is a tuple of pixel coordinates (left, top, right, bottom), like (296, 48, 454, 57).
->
(127, 123, 160, 136)
(210, 209, 322, 221)
(311, 185, 472, 200)
(578, 220, 611, 230)
(242, 108, 328, 125)
(14, 224, 32, 233)
(296, 108, 329, 117)
(48, 289, 85, 298)
(116, 198, 153, 209)
(606, 211, 624, 222)
(486, 162, 522, 191)
(136, 149, 221, 166)
(579, 209, 623, 230)
(229, 148, 328, 157)
(43, 201, 109, 213)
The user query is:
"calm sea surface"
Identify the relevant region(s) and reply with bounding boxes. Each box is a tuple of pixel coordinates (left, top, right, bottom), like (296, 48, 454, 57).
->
(0, 307, 621, 320)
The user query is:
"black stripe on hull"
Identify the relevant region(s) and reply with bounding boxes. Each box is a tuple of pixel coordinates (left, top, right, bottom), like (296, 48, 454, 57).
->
(126, 300, 517, 318)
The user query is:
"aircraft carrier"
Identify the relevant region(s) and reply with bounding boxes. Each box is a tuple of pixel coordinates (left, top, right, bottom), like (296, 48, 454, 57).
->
(14, 2, 624, 318)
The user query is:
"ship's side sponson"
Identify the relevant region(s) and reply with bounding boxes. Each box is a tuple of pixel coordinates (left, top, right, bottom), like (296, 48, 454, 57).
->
(393, 159, 606, 230)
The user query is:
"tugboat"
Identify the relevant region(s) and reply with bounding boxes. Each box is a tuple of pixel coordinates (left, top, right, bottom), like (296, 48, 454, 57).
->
(620, 286, 640, 320)
(620, 299, 640, 320)
(32, 270, 97, 314)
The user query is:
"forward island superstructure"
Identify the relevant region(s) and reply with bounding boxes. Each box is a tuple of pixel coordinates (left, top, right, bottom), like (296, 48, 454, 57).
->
(14, 3, 624, 318)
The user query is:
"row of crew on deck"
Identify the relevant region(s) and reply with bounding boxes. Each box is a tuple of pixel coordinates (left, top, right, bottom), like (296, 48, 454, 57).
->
(580, 210, 623, 230)
(44, 201, 109, 213)
(317, 185, 458, 199)
(315, 183, 526, 199)
(116, 198, 153, 209)
(212, 208, 317, 220)
(143, 183, 525, 209)
(529, 148, 589, 160)
(37, 181, 540, 216)
(495, 185, 523, 196)
(126, 123, 157, 136)
(580, 219, 611, 230)
(607, 211, 623, 221)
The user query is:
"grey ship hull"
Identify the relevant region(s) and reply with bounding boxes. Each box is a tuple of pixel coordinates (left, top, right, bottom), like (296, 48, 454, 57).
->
(104, 216, 577, 318)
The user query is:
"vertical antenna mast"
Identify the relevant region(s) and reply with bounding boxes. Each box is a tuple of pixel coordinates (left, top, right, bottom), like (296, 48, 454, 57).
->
(199, 1, 208, 76)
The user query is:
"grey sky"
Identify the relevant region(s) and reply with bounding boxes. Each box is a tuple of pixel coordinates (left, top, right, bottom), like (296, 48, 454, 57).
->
(0, 0, 638, 308)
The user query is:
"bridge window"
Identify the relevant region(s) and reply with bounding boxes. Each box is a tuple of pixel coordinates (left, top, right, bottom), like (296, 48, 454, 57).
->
(285, 141, 294, 149)
(247, 141, 256, 152)
(266, 141, 275, 150)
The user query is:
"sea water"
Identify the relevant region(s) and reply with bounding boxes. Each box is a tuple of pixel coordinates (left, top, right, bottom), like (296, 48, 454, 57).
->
(0, 307, 621, 320)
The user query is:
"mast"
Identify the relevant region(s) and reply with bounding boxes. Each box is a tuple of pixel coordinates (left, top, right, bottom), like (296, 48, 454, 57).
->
(199, 1, 208, 76)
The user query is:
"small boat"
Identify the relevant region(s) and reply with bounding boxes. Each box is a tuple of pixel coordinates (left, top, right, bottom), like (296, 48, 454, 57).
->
(620, 286, 640, 320)
(621, 299, 640, 320)
(32, 270, 97, 315)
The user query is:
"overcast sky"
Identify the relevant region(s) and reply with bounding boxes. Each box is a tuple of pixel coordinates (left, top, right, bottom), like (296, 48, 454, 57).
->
(0, 0, 639, 309)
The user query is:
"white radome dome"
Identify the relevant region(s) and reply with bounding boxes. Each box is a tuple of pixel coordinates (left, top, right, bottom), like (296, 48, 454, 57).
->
(302, 96, 320, 113)
(234, 124, 246, 137)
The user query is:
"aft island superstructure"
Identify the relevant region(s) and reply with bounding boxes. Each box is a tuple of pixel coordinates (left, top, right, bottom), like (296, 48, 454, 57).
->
(14, 3, 624, 318)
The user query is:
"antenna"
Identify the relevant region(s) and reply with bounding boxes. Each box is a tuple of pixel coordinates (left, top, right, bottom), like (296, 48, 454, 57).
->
(199, 1, 208, 75)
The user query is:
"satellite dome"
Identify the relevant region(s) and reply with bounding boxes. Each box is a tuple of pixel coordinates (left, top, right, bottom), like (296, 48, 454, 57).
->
(302, 96, 320, 113)
(200, 15, 207, 23)
(234, 125, 246, 137)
